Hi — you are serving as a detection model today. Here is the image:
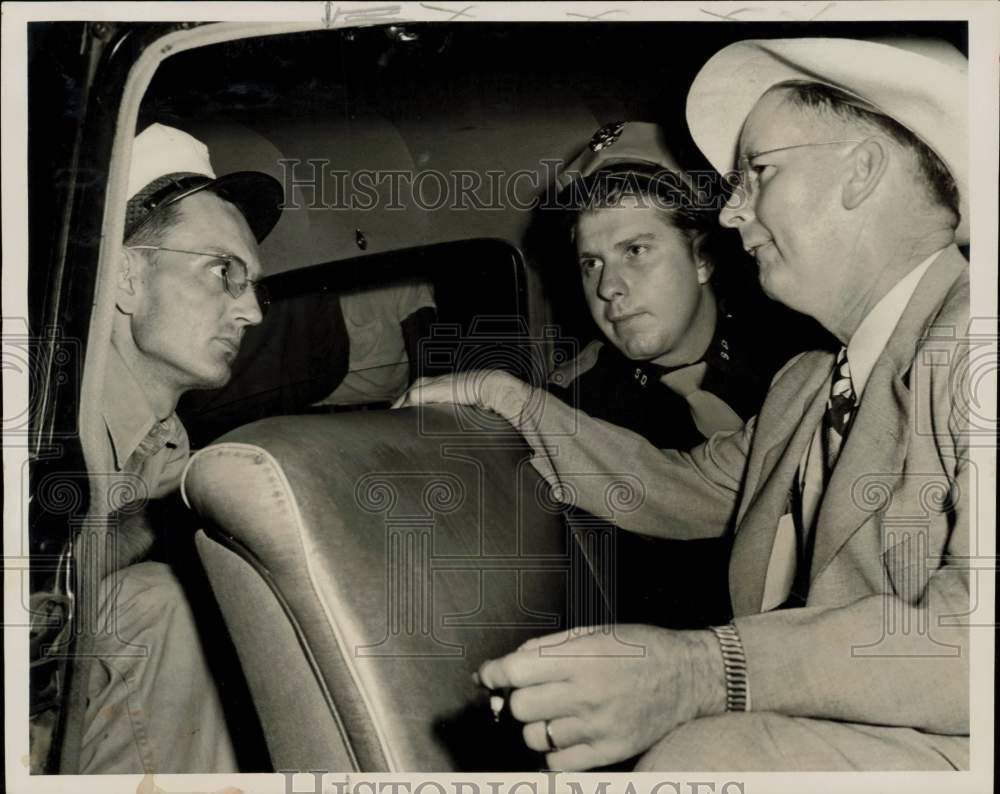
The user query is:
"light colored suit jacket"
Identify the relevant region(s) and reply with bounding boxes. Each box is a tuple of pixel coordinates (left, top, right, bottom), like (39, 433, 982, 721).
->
(506, 246, 969, 742)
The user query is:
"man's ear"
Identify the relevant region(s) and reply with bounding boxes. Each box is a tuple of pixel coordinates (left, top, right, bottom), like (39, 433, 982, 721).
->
(842, 138, 889, 211)
(115, 248, 143, 314)
(691, 233, 714, 285)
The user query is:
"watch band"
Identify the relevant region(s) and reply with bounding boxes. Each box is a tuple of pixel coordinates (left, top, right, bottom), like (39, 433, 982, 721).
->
(709, 622, 750, 712)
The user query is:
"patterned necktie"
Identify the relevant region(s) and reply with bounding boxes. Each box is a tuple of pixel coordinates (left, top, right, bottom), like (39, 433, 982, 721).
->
(760, 347, 856, 612)
(823, 347, 857, 476)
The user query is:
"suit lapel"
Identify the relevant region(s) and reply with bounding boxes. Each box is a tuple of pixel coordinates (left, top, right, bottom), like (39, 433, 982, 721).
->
(730, 246, 967, 616)
(809, 246, 967, 585)
(809, 366, 910, 582)
(729, 355, 832, 617)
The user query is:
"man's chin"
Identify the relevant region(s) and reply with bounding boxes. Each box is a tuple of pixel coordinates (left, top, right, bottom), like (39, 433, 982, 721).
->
(756, 262, 785, 302)
(189, 366, 234, 392)
(619, 340, 668, 362)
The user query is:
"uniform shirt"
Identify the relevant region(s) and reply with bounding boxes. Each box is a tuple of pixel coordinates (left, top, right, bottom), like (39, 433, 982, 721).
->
(545, 308, 787, 627)
(548, 308, 776, 451)
(100, 346, 190, 568)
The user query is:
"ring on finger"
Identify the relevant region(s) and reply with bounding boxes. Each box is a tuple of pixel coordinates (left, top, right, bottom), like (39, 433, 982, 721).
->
(544, 719, 560, 753)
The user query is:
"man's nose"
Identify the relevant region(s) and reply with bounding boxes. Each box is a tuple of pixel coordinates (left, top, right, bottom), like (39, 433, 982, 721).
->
(719, 185, 753, 229)
(597, 261, 627, 301)
(232, 288, 264, 326)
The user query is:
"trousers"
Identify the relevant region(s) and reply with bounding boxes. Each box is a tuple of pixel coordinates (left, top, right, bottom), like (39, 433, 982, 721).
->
(635, 711, 968, 771)
(79, 561, 237, 773)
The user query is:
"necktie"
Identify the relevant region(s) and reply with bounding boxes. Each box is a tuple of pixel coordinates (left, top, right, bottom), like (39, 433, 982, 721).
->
(760, 347, 856, 611)
(823, 347, 857, 475)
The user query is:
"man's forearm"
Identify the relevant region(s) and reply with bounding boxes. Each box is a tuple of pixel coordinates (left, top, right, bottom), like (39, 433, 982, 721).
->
(482, 371, 742, 540)
(733, 589, 969, 734)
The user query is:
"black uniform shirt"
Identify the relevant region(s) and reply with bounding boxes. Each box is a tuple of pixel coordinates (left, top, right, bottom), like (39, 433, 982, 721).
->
(548, 308, 773, 452)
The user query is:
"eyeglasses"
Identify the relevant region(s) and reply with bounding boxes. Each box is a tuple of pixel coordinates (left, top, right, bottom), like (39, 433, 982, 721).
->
(125, 246, 269, 313)
(730, 139, 864, 199)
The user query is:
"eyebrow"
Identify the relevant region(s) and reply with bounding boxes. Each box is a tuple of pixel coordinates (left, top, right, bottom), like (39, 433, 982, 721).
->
(578, 232, 657, 260)
(614, 232, 656, 251)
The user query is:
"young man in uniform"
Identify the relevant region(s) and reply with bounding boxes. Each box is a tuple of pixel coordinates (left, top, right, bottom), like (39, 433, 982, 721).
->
(547, 122, 818, 627)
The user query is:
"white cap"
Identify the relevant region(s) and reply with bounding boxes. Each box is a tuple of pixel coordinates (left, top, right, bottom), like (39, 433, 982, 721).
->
(127, 123, 217, 201)
(124, 123, 284, 243)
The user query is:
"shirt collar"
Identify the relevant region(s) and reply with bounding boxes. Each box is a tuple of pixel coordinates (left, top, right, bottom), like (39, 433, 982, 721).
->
(639, 311, 729, 383)
(846, 248, 944, 397)
(102, 346, 173, 470)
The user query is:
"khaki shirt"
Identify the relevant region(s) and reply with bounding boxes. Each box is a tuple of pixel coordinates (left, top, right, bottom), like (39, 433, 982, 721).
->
(97, 347, 190, 568)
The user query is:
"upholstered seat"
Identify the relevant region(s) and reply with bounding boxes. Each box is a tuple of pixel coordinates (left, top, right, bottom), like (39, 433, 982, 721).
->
(183, 405, 598, 771)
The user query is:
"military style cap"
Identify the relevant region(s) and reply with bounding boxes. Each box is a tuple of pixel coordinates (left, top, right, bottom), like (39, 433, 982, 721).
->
(556, 121, 693, 194)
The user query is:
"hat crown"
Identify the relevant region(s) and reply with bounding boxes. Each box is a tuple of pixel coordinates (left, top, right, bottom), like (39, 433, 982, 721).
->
(685, 36, 969, 244)
(558, 121, 688, 193)
(127, 123, 217, 201)
(866, 36, 967, 73)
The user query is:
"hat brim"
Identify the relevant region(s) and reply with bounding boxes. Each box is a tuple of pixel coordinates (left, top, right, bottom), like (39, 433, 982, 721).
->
(127, 171, 284, 243)
(685, 38, 968, 244)
(206, 171, 284, 243)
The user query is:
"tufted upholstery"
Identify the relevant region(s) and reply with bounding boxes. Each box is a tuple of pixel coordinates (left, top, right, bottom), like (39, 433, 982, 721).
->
(183, 406, 600, 771)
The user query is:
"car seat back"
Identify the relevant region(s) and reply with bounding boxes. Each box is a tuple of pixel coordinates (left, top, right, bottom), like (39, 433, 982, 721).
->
(183, 406, 597, 771)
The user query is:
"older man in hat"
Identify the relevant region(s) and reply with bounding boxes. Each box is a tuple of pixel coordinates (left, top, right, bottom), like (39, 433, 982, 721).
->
(73, 123, 282, 773)
(396, 38, 970, 770)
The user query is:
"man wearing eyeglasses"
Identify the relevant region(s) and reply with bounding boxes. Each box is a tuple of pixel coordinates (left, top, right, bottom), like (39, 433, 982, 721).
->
(75, 123, 282, 773)
(397, 38, 971, 770)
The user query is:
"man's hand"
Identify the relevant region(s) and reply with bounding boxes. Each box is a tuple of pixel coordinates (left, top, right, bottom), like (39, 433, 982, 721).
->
(391, 370, 531, 418)
(478, 625, 727, 770)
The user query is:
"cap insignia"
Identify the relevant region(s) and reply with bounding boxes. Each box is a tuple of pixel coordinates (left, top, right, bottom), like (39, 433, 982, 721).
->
(589, 122, 626, 152)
